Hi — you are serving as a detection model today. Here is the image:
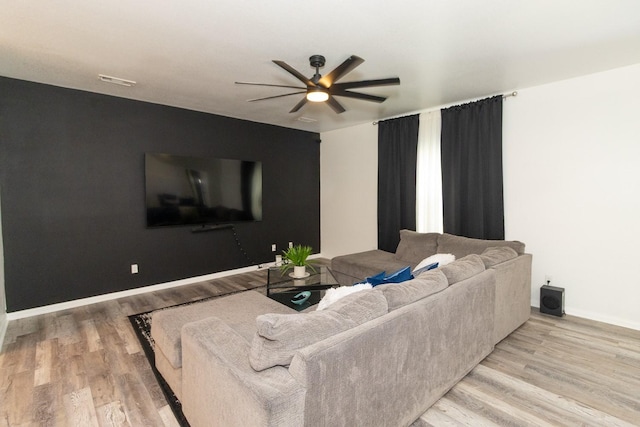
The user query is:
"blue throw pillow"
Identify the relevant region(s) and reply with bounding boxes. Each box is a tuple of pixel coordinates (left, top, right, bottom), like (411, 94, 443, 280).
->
(381, 266, 413, 285)
(364, 271, 386, 286)
(360, 267, 414, 287)
(412, 262, 439, 277)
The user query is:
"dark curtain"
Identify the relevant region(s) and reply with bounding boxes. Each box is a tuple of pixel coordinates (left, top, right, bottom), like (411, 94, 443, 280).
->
(377, 114, 419, 252)
(441, 95, 504, 239)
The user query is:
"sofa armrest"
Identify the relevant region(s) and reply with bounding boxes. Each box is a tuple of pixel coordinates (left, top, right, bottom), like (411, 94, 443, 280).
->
(491, 253, 532, 344)
(181, 317, 305, 427)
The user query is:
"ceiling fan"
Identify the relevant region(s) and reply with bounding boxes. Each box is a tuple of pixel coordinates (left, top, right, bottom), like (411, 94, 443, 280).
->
(235, 54, 400, 114)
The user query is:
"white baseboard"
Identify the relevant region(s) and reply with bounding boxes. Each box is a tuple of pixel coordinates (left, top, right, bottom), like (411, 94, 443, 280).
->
(0, 314, 7, 350)
(531, 300, 639, 331)
(5, 253, 327, 321)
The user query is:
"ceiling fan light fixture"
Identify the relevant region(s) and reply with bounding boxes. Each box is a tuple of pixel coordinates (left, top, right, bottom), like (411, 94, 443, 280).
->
(306, 87, 329, 102)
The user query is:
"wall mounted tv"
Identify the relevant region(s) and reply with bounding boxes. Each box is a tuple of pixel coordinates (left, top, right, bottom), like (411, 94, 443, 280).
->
(145, 153, 263, 228)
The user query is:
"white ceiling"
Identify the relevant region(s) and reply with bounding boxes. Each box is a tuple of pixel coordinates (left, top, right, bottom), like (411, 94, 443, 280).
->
(2, 0, 640, 133)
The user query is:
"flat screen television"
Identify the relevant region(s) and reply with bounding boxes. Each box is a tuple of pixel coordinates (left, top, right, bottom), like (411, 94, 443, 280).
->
(145, 153, 262, 228)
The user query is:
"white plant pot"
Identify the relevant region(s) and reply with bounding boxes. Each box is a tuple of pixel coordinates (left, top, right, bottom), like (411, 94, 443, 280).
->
(293, 265, 307, 278)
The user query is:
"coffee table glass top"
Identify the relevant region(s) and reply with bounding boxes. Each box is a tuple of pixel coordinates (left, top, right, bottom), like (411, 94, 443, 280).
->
(267, 266, 339, 310)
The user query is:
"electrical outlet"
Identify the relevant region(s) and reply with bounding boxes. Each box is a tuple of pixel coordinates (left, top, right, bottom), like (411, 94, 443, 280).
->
(289, 241, 293, 248)
(271, 244, 276, 252)
(131, 264, 139, 274)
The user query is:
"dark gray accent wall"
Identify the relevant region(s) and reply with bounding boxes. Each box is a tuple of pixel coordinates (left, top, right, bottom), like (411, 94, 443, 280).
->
(0, 77, 320, 312)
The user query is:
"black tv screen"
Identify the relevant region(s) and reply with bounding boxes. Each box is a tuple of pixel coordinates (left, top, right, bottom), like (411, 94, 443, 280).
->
(145, 153, 263, 227)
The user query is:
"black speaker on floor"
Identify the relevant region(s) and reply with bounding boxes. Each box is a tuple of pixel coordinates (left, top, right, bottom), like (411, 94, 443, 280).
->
(540, 285, 565, 317)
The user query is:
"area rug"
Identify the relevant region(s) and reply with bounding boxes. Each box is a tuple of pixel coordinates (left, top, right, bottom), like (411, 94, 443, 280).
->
(128, 284, 267, 427)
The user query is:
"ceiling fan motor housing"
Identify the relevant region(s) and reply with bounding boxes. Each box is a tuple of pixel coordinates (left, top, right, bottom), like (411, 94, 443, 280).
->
(309, 55, 326, 69)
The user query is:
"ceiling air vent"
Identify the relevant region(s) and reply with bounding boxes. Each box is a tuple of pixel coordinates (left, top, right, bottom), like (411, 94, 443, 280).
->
(296, 117, 317, 123)
(98, 74, 136, 87)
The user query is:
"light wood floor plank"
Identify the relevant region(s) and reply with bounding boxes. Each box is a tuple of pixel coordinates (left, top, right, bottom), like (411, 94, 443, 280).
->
(426, 397, 502, 426)
(63, 387, 99, 427)
(82, 319, 103, 353)
(96, 400, 130, 427)
(113, 318, 141, 356)
(33, 382, 64, 425)
(1, 262, 639, 426)
(84, 352, 117, 409)
(33, 339, 53, 387)
(2, 370, 34, 426)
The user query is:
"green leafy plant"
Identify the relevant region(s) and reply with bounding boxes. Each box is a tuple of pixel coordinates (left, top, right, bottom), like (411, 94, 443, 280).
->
(280, 244, 316, 274)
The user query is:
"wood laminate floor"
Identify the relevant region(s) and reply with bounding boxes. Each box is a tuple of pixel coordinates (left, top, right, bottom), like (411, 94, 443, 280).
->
(1, 263, 639, 426)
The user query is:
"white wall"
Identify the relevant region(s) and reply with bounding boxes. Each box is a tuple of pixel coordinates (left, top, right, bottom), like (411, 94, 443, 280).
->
(320, 122, 378, 258)
(320, 63, 640, 330)
(503, 63, 640, 330)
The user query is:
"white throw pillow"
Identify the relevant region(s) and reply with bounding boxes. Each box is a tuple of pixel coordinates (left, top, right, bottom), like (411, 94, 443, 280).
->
(413, 253, 455, 273)
(317, 283, 372, 311)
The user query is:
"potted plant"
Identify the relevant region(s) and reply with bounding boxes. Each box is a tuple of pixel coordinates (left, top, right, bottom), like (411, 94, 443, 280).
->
(280, 244, 316, 278)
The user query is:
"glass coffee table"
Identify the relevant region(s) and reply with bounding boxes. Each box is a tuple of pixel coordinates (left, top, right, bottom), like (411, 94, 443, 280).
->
(267, 266, 339, 311)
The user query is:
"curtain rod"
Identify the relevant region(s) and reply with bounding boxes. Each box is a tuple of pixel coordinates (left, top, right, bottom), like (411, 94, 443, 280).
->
(372, 91, 518, 125)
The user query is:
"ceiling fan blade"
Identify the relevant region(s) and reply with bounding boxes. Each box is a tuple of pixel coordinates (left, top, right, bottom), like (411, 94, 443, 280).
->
(318, 55, 364, 88)
(289, 97, 308, 113)
(273, 60, 315, 86)
(331, 90, 387, 103)
(248, 91, 306, 102)
(332, 77, 400, 90)
(326, 96, 346, 114)
(235, 81, 306, 90)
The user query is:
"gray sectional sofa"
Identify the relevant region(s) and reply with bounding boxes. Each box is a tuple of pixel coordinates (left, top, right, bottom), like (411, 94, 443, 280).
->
(151, 231, 532, 426)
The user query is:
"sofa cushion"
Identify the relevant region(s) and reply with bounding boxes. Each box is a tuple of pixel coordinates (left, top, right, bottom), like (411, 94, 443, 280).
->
(249, 290, 388, 371)
(378, 269, 448, 310)
(439, 254, 486, 285)
(437, 233, 525, 258)
(394, 229, 440, 264)
(480, 246, 518, 268)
